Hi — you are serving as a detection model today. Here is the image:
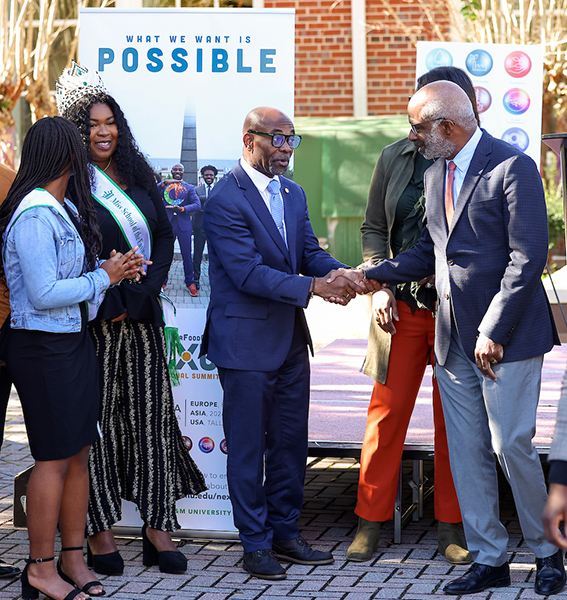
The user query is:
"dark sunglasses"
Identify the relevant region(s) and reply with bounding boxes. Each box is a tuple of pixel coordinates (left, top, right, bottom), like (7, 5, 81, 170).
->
(247, 130, 302, 149)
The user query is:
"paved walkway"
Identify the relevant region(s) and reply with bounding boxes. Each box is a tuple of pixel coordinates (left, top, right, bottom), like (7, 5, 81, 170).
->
(0, 256, 565, 599)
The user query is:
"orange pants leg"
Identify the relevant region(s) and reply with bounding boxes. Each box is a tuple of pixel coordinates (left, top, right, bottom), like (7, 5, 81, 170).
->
(355, 301, 461, 523)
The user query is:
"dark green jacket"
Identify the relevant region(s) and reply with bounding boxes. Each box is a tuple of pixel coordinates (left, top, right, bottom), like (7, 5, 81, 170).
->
(360, 138, 418, 384)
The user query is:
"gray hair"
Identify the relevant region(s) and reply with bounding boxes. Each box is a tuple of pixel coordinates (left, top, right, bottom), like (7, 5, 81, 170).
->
(421, 96, 477, 132)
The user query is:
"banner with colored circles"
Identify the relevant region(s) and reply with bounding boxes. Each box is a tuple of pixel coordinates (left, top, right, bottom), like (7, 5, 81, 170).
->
(416, 42, 544, 166)
(79, 8, 296, 537)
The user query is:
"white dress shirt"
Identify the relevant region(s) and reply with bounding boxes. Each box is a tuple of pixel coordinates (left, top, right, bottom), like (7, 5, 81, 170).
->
(445, 127, 483, 208)
(240, 157, 287, 243)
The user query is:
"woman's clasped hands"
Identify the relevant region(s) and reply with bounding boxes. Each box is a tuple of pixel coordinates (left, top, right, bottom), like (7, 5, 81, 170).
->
(100, 246, 153, 285)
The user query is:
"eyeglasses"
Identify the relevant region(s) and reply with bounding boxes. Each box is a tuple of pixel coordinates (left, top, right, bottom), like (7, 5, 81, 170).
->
(409, 118, 454, 135)
(247, 130, 302, 149)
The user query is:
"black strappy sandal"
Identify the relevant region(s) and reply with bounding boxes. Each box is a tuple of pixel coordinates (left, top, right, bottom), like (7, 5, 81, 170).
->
(21, 556, 85, 600)
(57, 547, 105, 597)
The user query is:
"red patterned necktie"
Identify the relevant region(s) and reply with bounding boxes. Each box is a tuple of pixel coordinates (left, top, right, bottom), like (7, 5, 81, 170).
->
(445, 160, 456, 225)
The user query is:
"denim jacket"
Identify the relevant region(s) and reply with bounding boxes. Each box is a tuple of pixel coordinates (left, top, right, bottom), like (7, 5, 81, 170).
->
(3, 188, 110, 333)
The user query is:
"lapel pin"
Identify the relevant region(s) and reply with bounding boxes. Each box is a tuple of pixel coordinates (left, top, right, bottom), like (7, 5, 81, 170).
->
(284, 187, 289, 193)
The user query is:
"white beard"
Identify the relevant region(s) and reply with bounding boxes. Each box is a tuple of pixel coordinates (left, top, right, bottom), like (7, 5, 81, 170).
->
(422, 125, 457, 160)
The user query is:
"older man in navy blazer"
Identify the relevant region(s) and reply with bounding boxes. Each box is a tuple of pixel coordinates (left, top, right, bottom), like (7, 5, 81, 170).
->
(337, 81, 564, 596)
(201, 107, 366, 580)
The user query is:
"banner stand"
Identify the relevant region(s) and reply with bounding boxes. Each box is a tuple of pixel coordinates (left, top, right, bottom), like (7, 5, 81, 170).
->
(112, 526, 239, 541)
(542, 133, 567, 253)
(78, 7, 295, 538)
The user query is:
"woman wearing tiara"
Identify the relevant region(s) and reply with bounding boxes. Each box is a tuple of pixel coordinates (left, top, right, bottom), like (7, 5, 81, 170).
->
(58, 64, 206, 576)
(0, 116, 143, 600)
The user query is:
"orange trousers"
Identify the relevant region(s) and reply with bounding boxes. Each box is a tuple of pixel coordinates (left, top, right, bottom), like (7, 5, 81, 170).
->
(355, 301, 462, 523)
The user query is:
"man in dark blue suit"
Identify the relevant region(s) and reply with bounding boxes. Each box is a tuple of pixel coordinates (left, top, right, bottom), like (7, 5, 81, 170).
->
(158, 163, 201, 296)
(336, 81, 565, 596)
(201, 106, 367, 580)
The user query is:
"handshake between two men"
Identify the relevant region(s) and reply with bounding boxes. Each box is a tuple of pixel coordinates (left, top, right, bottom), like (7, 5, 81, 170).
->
(317, 265, 380, 305)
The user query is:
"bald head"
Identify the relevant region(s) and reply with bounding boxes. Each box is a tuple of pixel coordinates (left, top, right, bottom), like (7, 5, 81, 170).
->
(243, 107, 293, 136)
(242, 106, 295, 177)
(171, 163, 185, 180)
(410, 81, 477, 132)
(408, 81, 478, 159)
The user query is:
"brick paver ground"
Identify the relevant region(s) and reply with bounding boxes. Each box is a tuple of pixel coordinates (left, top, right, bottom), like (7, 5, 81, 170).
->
(0, 256, 565, 599)
(0, 436, 565, 599)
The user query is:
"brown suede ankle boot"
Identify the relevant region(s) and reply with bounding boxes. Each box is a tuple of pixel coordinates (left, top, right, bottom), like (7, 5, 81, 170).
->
(437, 521, 472, 565)
(346, 518, 381, 562)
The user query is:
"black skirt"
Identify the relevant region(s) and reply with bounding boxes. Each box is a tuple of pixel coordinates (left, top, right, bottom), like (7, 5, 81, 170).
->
(7, 305, 100, 461)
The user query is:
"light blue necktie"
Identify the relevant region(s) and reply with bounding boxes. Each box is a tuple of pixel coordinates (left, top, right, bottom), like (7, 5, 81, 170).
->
(267, 179, 285, 243)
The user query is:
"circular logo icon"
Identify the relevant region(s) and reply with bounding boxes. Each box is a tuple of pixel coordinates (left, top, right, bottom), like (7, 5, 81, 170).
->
(199, 437, 215, 453)
(425, 49, 453, 71)
(502, 127, 529, 152)
(504, 51, 532, 78)
(183, 436, 193, 452)
(503, 88, 530, 115)
(474, 87, 492, 113)
(220, 439, 228, 455)
(164, 182, 186, 206)
(181, 351, 192, 361)
(465, 49, 494, 77)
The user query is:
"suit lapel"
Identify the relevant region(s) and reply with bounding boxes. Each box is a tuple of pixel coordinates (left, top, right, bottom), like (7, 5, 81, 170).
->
(281, 182, 297, 271)
(232, 163, 292, 266)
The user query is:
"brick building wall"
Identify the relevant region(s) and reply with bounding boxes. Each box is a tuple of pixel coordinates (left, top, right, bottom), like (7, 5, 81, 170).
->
(264, 0, 450, 118)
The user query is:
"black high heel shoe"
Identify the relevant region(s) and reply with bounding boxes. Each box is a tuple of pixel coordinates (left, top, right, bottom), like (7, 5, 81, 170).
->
(21, 556, 83, 600)
(142, 524, 187, 574)
(57, 547, 105, 597)
(86, 543, 124, 576)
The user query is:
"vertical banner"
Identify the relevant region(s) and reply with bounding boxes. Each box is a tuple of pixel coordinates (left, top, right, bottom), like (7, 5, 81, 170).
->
(79, 8, 296, 537)
(80, 8, 295, 178)
(416, 41, 544, 166)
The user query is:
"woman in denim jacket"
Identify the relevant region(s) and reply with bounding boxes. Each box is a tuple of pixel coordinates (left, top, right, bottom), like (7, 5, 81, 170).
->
(0, 116, 143, 600)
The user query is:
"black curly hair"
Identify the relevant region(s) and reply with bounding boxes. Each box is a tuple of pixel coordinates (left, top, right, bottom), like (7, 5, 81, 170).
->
(63, 93, 156, 193)
(0, 116, 102, 286)
(200, 165, 218, 177)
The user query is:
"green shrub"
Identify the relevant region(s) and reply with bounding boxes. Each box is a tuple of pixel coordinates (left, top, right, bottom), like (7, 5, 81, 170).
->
(543, 158, 565, 253)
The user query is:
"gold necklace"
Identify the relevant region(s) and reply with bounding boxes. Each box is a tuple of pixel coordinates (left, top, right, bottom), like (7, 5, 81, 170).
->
(102, 156, 113, 172)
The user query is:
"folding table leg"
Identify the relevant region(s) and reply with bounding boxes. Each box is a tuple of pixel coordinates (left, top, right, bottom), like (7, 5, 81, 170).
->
(394, 461, 402, 544)
(413, 459, 424, 521)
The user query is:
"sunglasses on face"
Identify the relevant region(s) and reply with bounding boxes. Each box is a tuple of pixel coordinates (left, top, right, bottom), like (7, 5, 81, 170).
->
(247, 130, 302, 149)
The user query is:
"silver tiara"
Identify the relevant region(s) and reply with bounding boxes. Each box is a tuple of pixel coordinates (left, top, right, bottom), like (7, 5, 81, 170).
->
(56, 61, 107, 115)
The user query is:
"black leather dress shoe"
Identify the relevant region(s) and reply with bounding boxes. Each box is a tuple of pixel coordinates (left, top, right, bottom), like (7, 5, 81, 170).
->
(242, 549, 286, 580)
(273, 536, 334, 565)
(443, 562, 510, 595)
(0, 562, 20, 579)
(535, 550, 566, 595)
